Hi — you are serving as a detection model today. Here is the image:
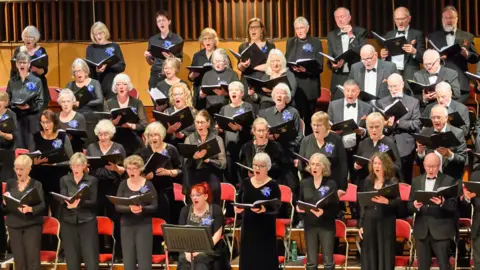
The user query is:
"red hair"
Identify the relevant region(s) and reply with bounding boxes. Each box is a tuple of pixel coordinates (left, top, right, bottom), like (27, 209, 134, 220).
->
(191, 182, 212, 204)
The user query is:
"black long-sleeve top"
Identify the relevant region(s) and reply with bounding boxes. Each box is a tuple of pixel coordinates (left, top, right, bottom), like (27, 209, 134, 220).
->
(66, 79, 104, 114)
(4, 178, 46, 228)
(0, 110, 18, 151)
(298, 176, 338, 229)
(7, 73, 44, 117)
(250, 71, 297, 107)
(237, 40, 276, 78)
(359, 177, 400, 228)
(218, 102, 254, 155)
(147, 32, 184, 73)
(163, 106, 196, 146)
(58, 111, 87, 153)
(86, 142, 126, 183)
(60, 174, 98, 224)
(200, 67, 239, 114)
(32, 131, 74, 161)
(115, 179, 158, 225)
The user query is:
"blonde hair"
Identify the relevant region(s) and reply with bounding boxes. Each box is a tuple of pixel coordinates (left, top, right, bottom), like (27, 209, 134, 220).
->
(90, 21, 111, 43)
(162, 58, 181, 73)
(71, 58, 90, 77)
(112, 73, 134, 93)
(199, 28, 219, 48)
(22, 26, 41, 43)
(144, 122, 167, 146)
(57, 89, 76, 103)
(70, 152, 88, 166)
(168, 83, 193, 108)
(252, 117, 269, 131)
(0, 92, 9, 103)
(14, 155, 33, 168)
(308, 153, 332, 177)
(124, 155, 145, 171)
(366, 112, 385, 128)
(265, 49, 288, 76)
(311, 111, 331, 130)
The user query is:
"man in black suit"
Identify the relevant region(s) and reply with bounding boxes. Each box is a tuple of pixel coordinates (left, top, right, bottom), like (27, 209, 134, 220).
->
(408, 153, 457, 270)
(377, 73, 421, 184)
(326, 7, 367, 100)
(464, 178, 480, 269)
(422, 81, 470, 137)
(412, 49, 461, 111)
(416, 104, 467, 181)
(379, 7, 426, 82)
(348, 44, 398, 101)
(428, 5, 479, 104)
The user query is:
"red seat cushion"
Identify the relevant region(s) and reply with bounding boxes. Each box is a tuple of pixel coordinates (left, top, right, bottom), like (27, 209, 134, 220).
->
(152, 254, 166, 263)
(224, 217, 235, 225)
(345, 219, 357, 228)
(99, 254, 113, 263)
(277, 218, 291, 226)
(278, 256, 285, 264)
(40, 251, 57, 262)
(395, 256, 410, 266)
(412, 257, 455, 267)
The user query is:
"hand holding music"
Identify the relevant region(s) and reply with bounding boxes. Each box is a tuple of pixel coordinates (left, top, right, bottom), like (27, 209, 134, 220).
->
(251, 205, 266, 214)
(310, 208, 324, 217)
(234, 206, 244, 214)
(167, 122, 181, 134)
(372, 195, 389, 205)
(413, 200, 423, 210)
(380, 48, 389, 59)
(65, 199, 81, 209)
(358, 228, 364, 239)
(295, 205, 305, 213)
(193, 149, 207, 160)
(464, 190, 477, 201)
(402, 44, 417, 54)
(228, 122, 242, 131)
(430, 196, 444, 205)
(461, 47, 469, 58)
(331, 59, 344, 69)
(130, 205, 143, 214)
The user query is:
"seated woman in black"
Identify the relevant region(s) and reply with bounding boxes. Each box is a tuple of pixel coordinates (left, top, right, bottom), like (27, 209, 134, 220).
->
(177, 182, 226, 270)
(59, 153, 99, 270)
(6, 51, 44, 150)
(116, 155, 158, 270)
(57, 89, 87, 153)
(107, 73, 148, 156)
(296, 153, 338, 270)
(163, 82, 196, 146)
(4, 155, 46, 270)
(153, 58, 188, 112)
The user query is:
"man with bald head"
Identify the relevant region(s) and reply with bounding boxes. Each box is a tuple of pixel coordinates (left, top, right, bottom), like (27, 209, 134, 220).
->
(416, 104, 466, 181)
(348, 44, 398, 101)
(412, 49, 460, 110)
(428, 5, 479, 104)
(409, 152, 457, 270)
(423, 81, 469, 136)
(377, 73, 421, 183)
(379, 7, 426, 81)
(327, 7, 367, 100)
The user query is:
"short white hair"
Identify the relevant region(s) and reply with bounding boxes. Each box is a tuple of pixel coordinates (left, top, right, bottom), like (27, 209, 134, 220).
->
(57, 89, 76, 103)
(431, 104, 449, 117)
(424, 49, 441, 60)
(211, 48, 230, 67)
(94, 119, 116, 137)
(294, 17, 309, 27)
(253, 153, 272, 171)
(71, 58, 90, 77)
(22, 26, 41, 43)
(265, 49, 288, 76)
(144, 122, 166, 146)
(334, 7, 351, 16)
(435, 81, 452, 96)
(112, 73, 134, 93)
(272, 83, 292, 104)
(228, 81, 245, 94)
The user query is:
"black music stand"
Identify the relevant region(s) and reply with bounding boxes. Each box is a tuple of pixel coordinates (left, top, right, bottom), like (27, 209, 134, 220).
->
(161, 224, 214, 270)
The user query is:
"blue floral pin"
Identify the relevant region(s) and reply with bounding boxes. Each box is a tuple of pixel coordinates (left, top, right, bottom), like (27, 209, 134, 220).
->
(0, 114, 8, 121)
(87, 85, 94, 93)
(318, 186, 330, 197)
(282, 110, 293, 121)
(261, 186, 271, 197)
(325, 142, 334, 154)
(302, 43, 313, 53)
(25, 82, 36, 91)
(112, 149, 120, 154)
(163, 40, 173, 49)
(218, 80, 227, 85)
(233, 108, 245, 117)
(34, 50, 43, 57)
(131, 107, 137, 114)
(261, 45, 268, 53)
(68, 120, 79, 129)
(105, 47, 115, 56)
(79, 183, 88, 190)
(378, 143, 389, 153)
(140, 185, 149, 194)
(52, 139, 63, 149)
(160, 149, 169, 157)
(200, 216, 213, 226)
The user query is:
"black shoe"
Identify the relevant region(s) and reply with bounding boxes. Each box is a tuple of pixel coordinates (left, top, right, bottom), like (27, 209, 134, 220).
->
(57, 254, 65, 263)
(114, 257, 123, 264)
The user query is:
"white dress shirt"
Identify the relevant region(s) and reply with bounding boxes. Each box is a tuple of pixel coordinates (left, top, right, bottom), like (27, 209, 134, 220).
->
(364, 62, 378, 97)
(391, 27, 408, 70)
(446, 29, 456, 47)
(425, 176, 437, 191)
(341, 34, 350, 73)
(342, 99, 359, 148)
(428, 66, 441, 85)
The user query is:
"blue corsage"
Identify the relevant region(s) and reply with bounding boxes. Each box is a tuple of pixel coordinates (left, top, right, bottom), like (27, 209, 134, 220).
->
(261, 45, 268, 53)
(68, 120, 79, 129)
(140, 185, 149, 194)
(25, 82, 36, 91)
(302, 43, 313, 53)
(163, 40, 173, 48)
(52, 139, 63, 149)
(282, 110, 293, 121)
(261, 186, 271, 197)
(318, 186, 330, 197)
(87, 85, 94, 93)
(325, 142, 334, 154)
(378, 143, 390, 153)
(105, 47, 115, 56)
(200, 216, 213, 226)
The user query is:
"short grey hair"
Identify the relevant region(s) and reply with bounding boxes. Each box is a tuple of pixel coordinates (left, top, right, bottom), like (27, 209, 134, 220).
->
(431, 104, 449, 117)
(112, 73, 134, 93)
(265, 49, 288, 76)
(71, 58, 90, 77)
(343, 79, 358, 88)
(272, 83, 292, 104)
(334, 7, 351, 16)
(94, 119, 116, 137)
(253, 153, 272, 171)
(22, 26, 41, 43)
(435, 81, 452, 96)
(309, 153, 332, 177)
(228, 81, 245, 94)
(57, 89, 76, 103)
(211, 48, 230, 67)
(361, 44, 376, 55)
(144, 122, 166, 146)
(424, 49, 441, 60)
(294, 16, 309, 27)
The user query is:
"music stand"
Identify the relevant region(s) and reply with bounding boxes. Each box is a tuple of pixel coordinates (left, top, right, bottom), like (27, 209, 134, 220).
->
(161, 224, 214, 270)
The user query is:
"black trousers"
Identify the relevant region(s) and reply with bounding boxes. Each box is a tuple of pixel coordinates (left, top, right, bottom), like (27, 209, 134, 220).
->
(473, 234, 480, 270)
(304, 226, 335, 270)
(177, 253, 215, 270)
(8, 224, 42, 270)
(121, 222, 153, 270)
(400, 149, 416, 185)
(61, 219, 99, 270)
(415, 234, 451, 270)
(293, 90, 316, 136)
(16, 113, 39, 150)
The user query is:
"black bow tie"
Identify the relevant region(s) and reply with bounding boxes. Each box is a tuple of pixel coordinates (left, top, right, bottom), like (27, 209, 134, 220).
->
(429, 73, 438, 77)
(444, 31, 454, 36)
(338, 32, 348, 36)
(397, 30, 406, 35)
(393, 96, 403, 100)
(426, 177, 437, 181)
(346, 103, 356, 108)
(433, 130, 441, 134)
(367, 68, 376, 73)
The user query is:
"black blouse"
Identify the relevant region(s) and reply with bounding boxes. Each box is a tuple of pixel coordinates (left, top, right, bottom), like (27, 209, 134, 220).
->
(0, 110, 17, 151)
(115, 180, 158, 225)
(258, 105, 303, 152)
(86, 142, 126, 183)
(147, 32, 184, 73)
(4, 178, 46, 228)
(7, 73, 44, 117)
(218, 102, 254, 153)
(58, 112, 87, 153)
(298, 176, 338, 229)
(238, 40, 276, 78)
(66, 79, 104, 113)
(155, 79, 189, 98)
(60, 174, 98, 224)
(200, 68, 240, 113)
(359, 177, 400, 228)
(32, 131, 73, 162)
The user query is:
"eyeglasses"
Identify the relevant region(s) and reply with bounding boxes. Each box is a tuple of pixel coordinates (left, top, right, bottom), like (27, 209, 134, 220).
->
(361, 55, 375, 62)
(424, 58, 440, 68)
(73, 70, 84, 74)
(17, 61, 29, 65)
(309, 162, 322, 167)
(195, 121, 208, 125)
(40, 121, 52, 126)
(254, 129, 267, 133)
(394, 16, 409, 22)
(249, 25, 262, 30)
(172, 92, 184, 97)
(23, 36, 35, 40)
(253, 164, 267, 169)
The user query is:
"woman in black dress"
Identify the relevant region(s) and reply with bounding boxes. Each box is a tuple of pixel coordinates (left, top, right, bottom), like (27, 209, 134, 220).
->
(296, 153, 338, 270)
(57, 89, 87, 153)
(11, 26, 50, 108)
(0, 91, 17, 180)
(107, 73, 148, 156)
(116, 155, 158, 270)
(183, 110, 226, 205)
(86, 21, 126, 100)
(177, 182, 227, 270)
(87, 119, 126, 262)
(163, 82, 196, 146)
(65, 58, 104, 146)
(154, 58, 188, 112)
(285, 17, 324, 135)
(59, 153, 99, 270)
(247, 49, 297, 110)
(235, 152, 281, 270)
(217, 81, 254, 186)
(4, 155, 46, 270)
(237, 117, 294, 188)
(359, 152, 399, 270)
(30, 109, 73, 219)
(297, 111, 348, 195)
(354, 112, 402, 191)
(6, 52, 44, 150)
(200, 48, 239, 116)
(137, 121, 182, 223)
